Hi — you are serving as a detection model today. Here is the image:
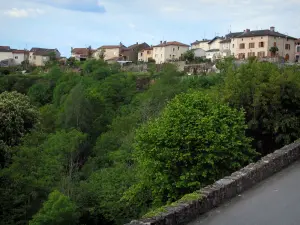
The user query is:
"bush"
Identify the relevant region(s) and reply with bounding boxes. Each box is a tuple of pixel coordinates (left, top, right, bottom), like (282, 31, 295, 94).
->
(124, 92, 257, 208)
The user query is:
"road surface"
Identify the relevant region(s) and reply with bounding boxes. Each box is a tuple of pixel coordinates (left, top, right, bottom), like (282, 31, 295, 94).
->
(189, 161, 300, 225)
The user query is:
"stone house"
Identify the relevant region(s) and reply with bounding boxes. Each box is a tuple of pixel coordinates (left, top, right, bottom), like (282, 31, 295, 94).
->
(232, 27, 296, 62)
(153, 41, 189, 64)
(93, 43, 127, 61)
(29, 48, 61, 66)
(71, 47, 95, 61)
(138, 47, 154, 62)
(0, 46, 29, 66)
(122, 42, 150, 63)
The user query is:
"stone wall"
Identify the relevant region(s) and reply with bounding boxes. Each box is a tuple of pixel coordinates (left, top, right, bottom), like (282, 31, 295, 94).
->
(126, 141, 300, 225)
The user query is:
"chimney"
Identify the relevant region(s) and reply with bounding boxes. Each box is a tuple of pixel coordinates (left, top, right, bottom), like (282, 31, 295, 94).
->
(245, 29, 250, 33)
(270, 26, 275, 32)
(136, 42, 138, 45)
(119, 42, 123, 46)
(164, 41, 167, 44)
(160, 41, 163, 44)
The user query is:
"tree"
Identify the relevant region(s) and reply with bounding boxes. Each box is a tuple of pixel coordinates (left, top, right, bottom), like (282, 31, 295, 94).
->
(29, 190, 78, 225)
(182, 50, 195, 62)
(220, 61, 300, 155)
(124, 92, 256, 208)
(0, 91, 39, 147)
(27, 81, 53, 106)
(269, 46, 279, 57)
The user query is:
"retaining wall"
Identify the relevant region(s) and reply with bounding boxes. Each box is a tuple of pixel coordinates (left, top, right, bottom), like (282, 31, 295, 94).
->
(126, 141, 300, 225)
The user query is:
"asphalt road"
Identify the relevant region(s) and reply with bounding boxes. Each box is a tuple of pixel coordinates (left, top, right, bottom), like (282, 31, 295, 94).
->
(189, 161, 300, 225)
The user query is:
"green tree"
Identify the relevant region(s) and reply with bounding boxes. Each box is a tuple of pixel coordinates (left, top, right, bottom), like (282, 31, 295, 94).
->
(269, 46, 279, 57)
(29, 190, 78, 225)
(27, 81, 53, 106)
(125, 92, 256, 207)
(182, 50, 195, 62)
(0, 91, 39, 147)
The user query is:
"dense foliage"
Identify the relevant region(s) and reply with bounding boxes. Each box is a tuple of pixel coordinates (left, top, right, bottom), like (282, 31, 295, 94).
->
(1, 58, 300, 225)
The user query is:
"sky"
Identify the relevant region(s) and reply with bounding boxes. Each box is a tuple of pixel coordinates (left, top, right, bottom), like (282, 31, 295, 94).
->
(1, 0, 300, 57)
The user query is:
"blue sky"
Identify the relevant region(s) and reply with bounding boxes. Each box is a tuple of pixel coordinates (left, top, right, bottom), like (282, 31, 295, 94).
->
(1, 0, 300, 57)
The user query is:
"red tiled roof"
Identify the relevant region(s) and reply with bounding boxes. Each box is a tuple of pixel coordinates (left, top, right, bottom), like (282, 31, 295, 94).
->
(154, 41, 189, 47)
(72, 48, 95, 55)
(0, 46, 10, 50)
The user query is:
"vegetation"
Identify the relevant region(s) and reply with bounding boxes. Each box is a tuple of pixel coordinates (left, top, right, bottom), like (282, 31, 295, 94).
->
(1, 58, 300, 225)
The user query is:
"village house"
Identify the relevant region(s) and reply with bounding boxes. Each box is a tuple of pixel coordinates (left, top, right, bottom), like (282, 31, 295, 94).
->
(71, 47, 95, 61)
(122, 42, 150, 63)
(0, 46, 29, 66)
(93, 43, 127, 61)
(138, 47, 154, 62)
(191, 39, 210, 51)
(153, 41, 189, 64)
(295, 39, 300, 62)
(232, 27, 296, 61)
(29, 48, 61, 66)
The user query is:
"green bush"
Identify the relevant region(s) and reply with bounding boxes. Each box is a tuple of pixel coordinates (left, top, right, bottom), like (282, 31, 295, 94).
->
(124, 91, 257, 208)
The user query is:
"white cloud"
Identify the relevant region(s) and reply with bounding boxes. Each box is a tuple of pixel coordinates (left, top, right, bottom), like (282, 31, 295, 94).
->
(4, 8, 45, 18)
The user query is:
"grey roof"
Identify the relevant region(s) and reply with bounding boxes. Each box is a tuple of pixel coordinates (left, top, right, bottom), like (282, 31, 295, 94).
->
(237, 30, 297, 40)
(30, 47, 59, 56)
(191, 39, 210, 45)
(219, 39, 232, 43)
(208, 36, 224, 44)
(206, 49, 220, 52)
(225, 32, 244, 39)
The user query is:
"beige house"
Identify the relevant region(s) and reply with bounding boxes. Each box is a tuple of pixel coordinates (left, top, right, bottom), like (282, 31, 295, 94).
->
(138, 47, 153, 62)
(93, 43, 127, 61)
(153, 41, 189, 64)
(191, 39, 210, 51)
(29, 48, 61, 66)
(232, 27, 296, 61)
(295, 39, 300, 62)
(208, 37, 223, 50)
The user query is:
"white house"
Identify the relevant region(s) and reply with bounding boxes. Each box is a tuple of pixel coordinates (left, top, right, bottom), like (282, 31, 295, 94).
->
(208, 37, 224, 50)
(206, 49, 221, 62)
(191, 39, 210, 51)
(153, 41, 189, 64)
(0, 46, 29, 66)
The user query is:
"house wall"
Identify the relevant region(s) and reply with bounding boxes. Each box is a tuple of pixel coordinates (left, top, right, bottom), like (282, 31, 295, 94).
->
(138, 50, 153, 62)
(193, 48, 206, 57)
(12, 53, 28, 65)
(191, 42, 210, 51)
(233, 35, 295, 61)
(0, 52, 13, 61)
(102, 48, 120, 60)
(267, 36, 295, 61)
(209, 39, 222, 50)
(153, 46, 165, 64)
(233, 36, 269, 59)
(29, 52, 49, 66)
(220, 42, 231, 57)
(296, 42, 300, 62)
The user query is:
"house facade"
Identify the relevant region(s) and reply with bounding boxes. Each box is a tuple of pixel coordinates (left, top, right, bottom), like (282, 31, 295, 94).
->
(122, 42, 150, 62)
(93, 43, 127, 61)
(153, 41, 189, 64)
(192, 48, 206, 58)
(138, 47, 154, 62)
(295, 39, 300, 62)
(206, 49, 222, 61)
(232, 27, 296, 61)
(208, 37, 223, 50)
(29, 48, 61, 66)
(191, 40, 210, 51)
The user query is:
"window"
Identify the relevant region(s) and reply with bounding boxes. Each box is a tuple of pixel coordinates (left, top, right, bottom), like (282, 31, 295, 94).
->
(257, 51, 265, 57)
(161, 54, 162, 57)
(259, 42, 264, 47)
(147, 50, 151, 54)
(15, 56, 18, 59)
(170, 54, 171, 58)
(261, 37, 263, 39)
(239, 43, 245, 49)
(242, 38, 243, 41)
(273, 42, 277, 47)
(232, 44, 235, 48)
(155, 54, 157, 57)
(141, 52, 143, 56)
(247, 52, 255, 57)
(251, 38, 253, 40)
(30, 56, 31, 59)
(249, 43, 255, 48)
(178, 47, 180, 50)
(173, 48, 175, 52)
(285, 44, 291, 50)
(33, 56, 36, 60)
(297, 46, 300, 52)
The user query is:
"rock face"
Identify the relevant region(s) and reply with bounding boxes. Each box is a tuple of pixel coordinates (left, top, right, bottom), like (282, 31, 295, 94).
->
(125, 141, 300, 225)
